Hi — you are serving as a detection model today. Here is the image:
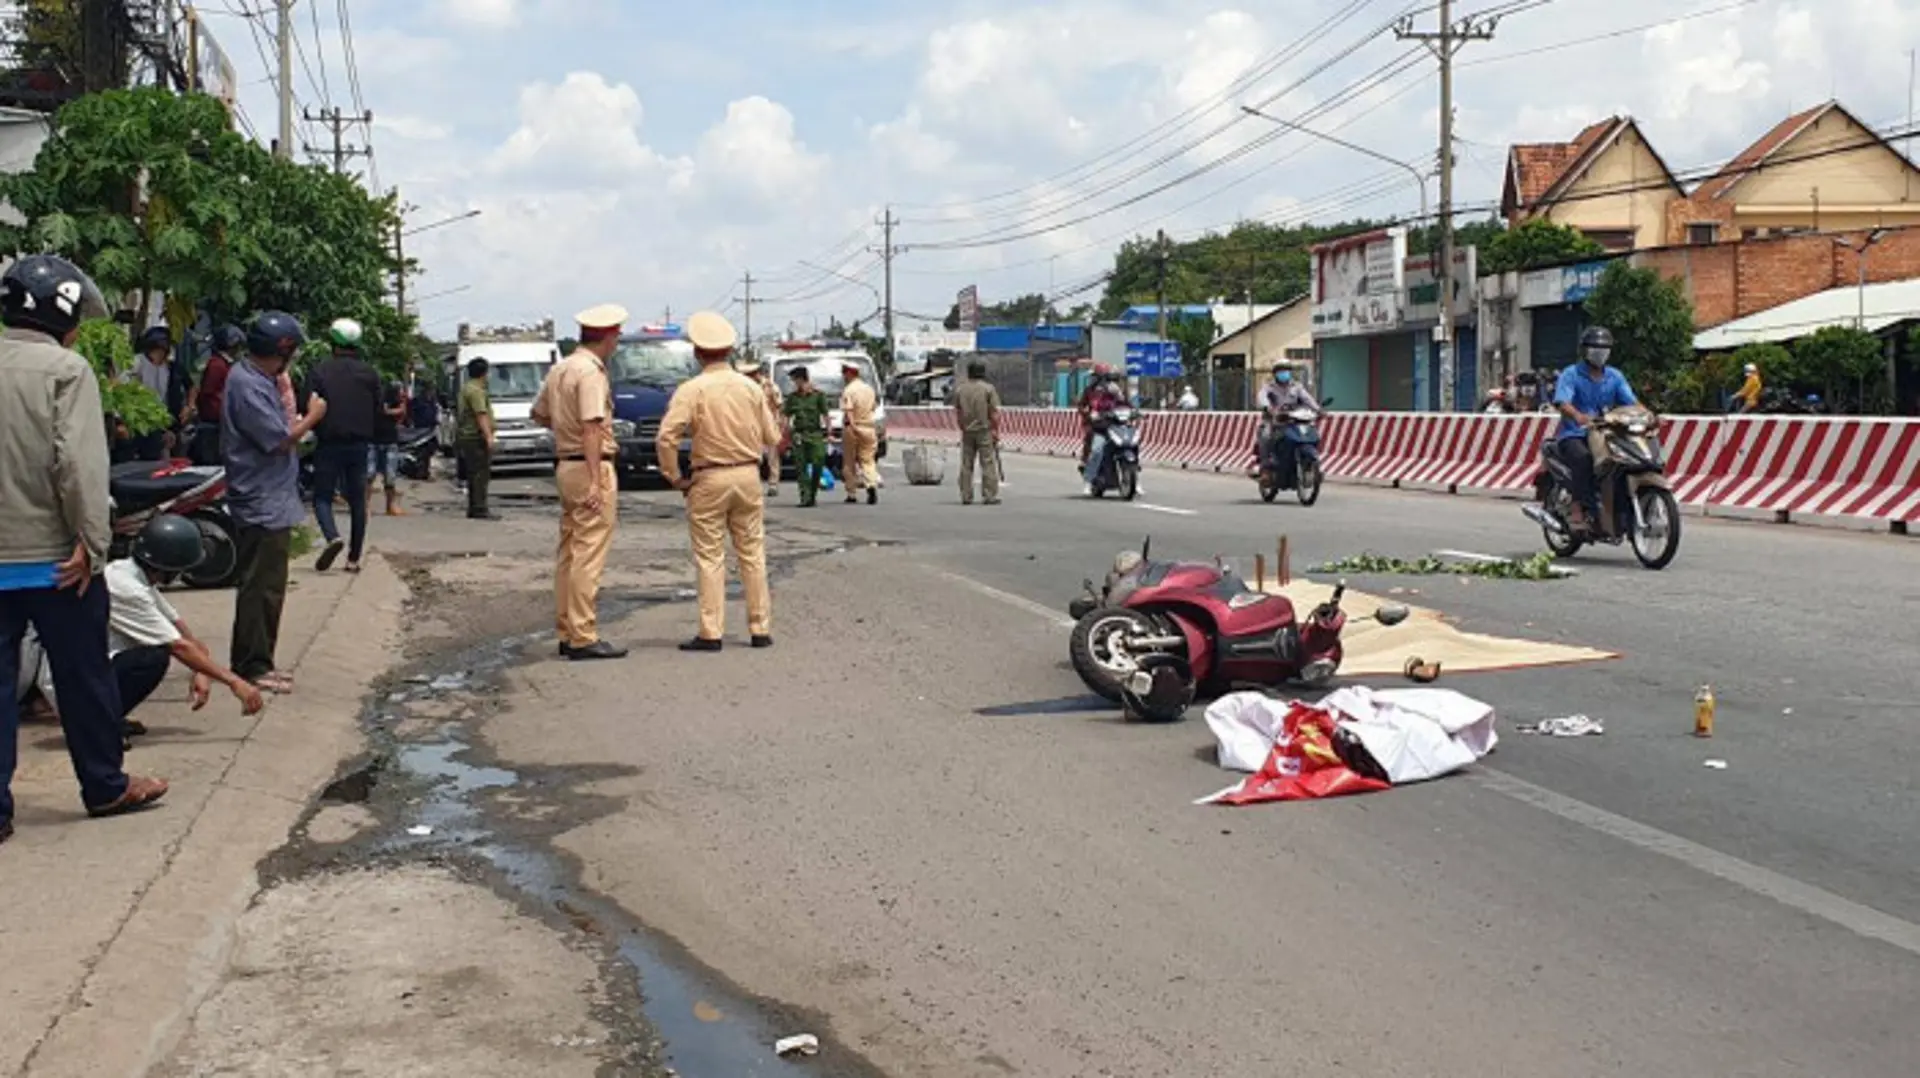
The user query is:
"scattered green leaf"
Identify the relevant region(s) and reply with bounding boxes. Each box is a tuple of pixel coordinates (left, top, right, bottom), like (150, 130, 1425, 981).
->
(1310, 550, 1563, 581)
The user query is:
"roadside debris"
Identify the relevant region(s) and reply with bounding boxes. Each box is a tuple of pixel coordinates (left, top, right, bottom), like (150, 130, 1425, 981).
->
(1693, 685, 1717, 738)
(1199, 687, 1498, 805)
(1403, 656, 1443, 684)
(1311, 550, 1565, 581)
(1703, 759, 1729, 770)
(405, 825, 433, 837)
(774, 1033, 820, 1058)
(1517, 715, 1605, 737)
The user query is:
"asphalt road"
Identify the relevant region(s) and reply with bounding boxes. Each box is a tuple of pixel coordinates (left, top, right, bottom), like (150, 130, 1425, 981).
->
(481, 453, 1920, 1076)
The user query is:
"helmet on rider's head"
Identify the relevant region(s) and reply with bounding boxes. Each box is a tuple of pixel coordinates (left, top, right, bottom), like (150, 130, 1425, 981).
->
(130, 513, 207, 577)
(137, 325, 172, 355)
(245, 310, 306, 359)
(1579, 325, 1614, 368)
(211, 324, 246, 355)
(0, 254, 109, 340)
(327, 317, 363, 349)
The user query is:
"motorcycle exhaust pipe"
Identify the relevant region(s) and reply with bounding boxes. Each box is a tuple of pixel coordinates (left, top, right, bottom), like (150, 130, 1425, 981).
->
(1521, 503, 1555, 528)
(1125, 634, 1186, 649)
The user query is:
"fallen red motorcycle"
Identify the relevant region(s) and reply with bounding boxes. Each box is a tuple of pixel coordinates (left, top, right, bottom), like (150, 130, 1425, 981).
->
(1066, 539, 1407, 722)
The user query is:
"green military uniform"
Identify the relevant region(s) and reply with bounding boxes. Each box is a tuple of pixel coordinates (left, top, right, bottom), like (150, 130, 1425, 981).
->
(456, 376, 493, 517)
(782, 387, 831, 506)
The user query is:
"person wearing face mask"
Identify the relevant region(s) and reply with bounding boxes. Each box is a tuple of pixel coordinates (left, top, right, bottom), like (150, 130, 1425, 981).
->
(1551, 325, 1639, 535)
(1255, 362, 1321, 467)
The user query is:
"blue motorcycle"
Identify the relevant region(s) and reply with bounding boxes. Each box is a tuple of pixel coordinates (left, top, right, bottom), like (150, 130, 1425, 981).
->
(1085, 407, 1141, 500)
(1255, 404, 1326, 506)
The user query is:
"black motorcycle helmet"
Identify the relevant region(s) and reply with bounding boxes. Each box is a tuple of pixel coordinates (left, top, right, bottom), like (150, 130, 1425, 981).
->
(211, 324, 246, 355)
(0, 254, 109, 339)
(245, 310, 305, 359)
(130, 513, 206, 577)
(136, 325, 171, 355)
(1579, 325, 1614, 366)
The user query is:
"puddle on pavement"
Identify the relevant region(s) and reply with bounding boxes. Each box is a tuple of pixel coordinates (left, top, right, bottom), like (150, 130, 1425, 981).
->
(358, 601, 880, 1077)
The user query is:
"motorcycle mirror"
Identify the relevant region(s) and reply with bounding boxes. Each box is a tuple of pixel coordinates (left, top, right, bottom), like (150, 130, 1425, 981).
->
(1375, 603, 1410, 627)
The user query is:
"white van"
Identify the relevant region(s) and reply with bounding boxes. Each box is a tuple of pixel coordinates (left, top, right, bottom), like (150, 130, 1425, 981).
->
(440, 339, 562, 468)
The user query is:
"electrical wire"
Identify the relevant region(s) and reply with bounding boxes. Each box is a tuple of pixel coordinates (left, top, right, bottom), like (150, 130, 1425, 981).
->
(1460, 0, 1767, 69)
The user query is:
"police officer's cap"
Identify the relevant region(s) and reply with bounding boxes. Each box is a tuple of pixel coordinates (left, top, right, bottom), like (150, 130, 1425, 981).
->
(686, 310, 736, 352)
(575, 303, 628, 331)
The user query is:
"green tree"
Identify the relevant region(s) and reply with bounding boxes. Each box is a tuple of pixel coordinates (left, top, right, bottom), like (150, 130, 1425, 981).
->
(72, 318, 168, 435)
(1164, 314, 1217, 377)
(1480, 218, 1606, 275)
(1582, 261, 1695, 408)
(1793, 326, 1888, 413)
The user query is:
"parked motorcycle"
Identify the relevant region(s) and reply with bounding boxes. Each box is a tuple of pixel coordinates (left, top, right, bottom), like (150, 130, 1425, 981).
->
(1254, 399, 1330, 505)
(1066, 539, 1408, 722)
(1522, 406, 1682, 570)
(396, 425, 437, 480)
(108, 459, 239, 589)
(1086, 407, 1141, 500)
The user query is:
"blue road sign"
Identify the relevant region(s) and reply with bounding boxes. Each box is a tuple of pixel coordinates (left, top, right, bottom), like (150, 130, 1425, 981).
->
(1123, 340, 1184, 378)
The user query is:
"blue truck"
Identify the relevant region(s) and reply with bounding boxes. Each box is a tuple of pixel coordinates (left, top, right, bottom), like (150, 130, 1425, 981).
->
(611, 325, 699, 484)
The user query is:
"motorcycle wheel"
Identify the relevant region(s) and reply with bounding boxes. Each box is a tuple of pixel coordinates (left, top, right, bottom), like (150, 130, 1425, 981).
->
(1119, 654, 1195, 724)
(181, 511, 240, 590)
(1257, 471, 1279, 503)
(1069, 607, 1160, 702)
(1296, 459, 1323, 507)
(1118, 461, 1139, 501)
(1630, 488, 1682, 570)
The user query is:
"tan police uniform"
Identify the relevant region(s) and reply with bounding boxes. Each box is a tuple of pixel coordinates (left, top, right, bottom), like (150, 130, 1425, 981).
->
(840, 367, 880, 502)
(742, 362, 783, 495)
(534, 303, 624, 649)
(951, 376, 1002, 504)
(657, 312, 781, 643)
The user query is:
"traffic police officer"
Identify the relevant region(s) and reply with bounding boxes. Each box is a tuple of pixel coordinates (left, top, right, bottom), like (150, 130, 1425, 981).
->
(840, 359, 880, 504)
(782, 366, 831, 507)
(656, 311, 780, 652)
(951, 359, 1002, 505)
(534, 304, 627, 662)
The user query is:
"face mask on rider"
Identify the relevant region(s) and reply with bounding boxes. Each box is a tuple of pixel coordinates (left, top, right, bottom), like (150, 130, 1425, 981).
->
(1583, 347, 1610, 369)
(1276, 371, 1293, 385)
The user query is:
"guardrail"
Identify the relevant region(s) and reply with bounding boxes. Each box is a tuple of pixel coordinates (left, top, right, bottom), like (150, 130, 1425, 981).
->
(885, 407, 1920, 532)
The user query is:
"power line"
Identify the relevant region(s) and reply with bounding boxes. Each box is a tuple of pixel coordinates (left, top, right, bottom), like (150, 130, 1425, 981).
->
(306, 0, 331, 107)
(1459, 0, 1766, 69)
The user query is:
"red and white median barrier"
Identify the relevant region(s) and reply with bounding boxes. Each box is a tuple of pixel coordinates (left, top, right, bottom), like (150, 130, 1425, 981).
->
(884, 407, 1920, 530)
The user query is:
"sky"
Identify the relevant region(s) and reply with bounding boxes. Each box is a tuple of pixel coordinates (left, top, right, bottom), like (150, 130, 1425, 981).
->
(202, 0, 1920, 340)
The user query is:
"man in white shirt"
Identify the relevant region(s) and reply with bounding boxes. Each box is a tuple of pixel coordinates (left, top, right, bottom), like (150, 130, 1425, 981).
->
(33, 516, 265, 744)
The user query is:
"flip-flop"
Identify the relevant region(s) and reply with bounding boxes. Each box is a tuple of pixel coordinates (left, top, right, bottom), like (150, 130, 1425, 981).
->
(315, 538, 345, 572)
(86, 775, 169, 819)
(255, 672, 295, 694)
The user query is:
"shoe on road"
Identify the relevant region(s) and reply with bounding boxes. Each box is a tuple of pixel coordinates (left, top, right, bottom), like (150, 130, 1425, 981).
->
(678, 637, 723, 653)
(315, 538, 346, 572)
(867, 487, 878, 505)
(750, 634, 773, 649)
(468, 509, 501, 520)
(567, 640, 629, 661)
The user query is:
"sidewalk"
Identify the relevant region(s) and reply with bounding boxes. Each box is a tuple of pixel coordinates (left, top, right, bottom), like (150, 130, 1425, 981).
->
(0, 554, 403, 1078)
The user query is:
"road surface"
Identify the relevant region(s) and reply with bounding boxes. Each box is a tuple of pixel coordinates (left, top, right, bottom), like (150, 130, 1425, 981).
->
(467, 453, 1919, 1076)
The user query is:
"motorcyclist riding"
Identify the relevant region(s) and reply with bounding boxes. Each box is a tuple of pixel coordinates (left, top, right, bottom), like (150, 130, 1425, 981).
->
(1255, 363, 1321, 475)
(1551, 325, 1640, 534)
(1080, 367, 1126, 495)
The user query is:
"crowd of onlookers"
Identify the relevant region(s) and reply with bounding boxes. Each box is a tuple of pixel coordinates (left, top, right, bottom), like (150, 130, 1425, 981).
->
(2, 253, 403, 848)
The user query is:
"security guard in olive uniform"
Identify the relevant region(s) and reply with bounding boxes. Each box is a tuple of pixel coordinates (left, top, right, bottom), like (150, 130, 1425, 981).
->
(656, 311, 781, 651)
(782, 366, 831, 506)
(840, 360, 881, 504)
(951, 359, 1002, 505)
(533, 303, 628, 661)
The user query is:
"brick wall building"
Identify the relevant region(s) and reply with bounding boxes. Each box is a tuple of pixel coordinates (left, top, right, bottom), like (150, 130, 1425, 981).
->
(1635, 224, 1920, 328)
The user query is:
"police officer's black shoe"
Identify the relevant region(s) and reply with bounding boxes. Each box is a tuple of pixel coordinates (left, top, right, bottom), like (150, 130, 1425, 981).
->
(0, 819, 12, 846)
(867, 487, 878, 505)
(557, 641, 574, 658)
(568, 640, 629, 661)
(750, 634, 773, 649)
(678, 637, 723, 653)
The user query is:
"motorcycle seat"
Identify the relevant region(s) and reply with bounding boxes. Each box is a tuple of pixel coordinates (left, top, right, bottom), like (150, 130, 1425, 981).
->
(110, 463, 214, 511)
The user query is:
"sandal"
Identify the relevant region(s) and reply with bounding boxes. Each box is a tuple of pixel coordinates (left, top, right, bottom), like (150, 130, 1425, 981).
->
(1403, 657, 1443, 684)
(255, 672, 295, 694)
(86, 774, 169, 818)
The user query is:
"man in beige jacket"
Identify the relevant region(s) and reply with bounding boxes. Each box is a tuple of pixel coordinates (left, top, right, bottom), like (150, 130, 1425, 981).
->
(1, 255, 169, 844)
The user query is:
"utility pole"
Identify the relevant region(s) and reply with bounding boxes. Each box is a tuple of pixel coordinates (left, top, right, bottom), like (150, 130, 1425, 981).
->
(1397, 0, 1496, 411)
(274, 0, 295, 158)
(741, 271, 756, 358)
(393, 191, 407, 316)
(873, 206, 902, 374)
(303, 107, 374, 175)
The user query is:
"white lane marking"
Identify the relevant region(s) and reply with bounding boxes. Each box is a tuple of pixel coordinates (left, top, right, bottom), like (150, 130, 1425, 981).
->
(1133, 502, 1197, 516)
(934, 570, 1075, 628)
(1472, 768, 1920, 958)
(940, 565, 1920, 954)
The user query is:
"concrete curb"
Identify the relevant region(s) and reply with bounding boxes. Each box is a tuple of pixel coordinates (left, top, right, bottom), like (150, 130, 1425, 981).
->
(18, 559, 405, 1078)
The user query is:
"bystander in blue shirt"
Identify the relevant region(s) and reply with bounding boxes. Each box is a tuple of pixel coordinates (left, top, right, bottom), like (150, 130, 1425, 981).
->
(221, 359, 305, 530)
(1552, 363, 1638, 441)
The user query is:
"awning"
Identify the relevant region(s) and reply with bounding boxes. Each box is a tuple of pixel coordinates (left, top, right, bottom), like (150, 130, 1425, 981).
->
(1694, 278, 1920, 350)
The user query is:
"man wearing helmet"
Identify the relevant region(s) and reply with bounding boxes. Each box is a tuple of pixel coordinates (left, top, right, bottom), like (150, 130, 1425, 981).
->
(1076, 364, 1121, 465)
(30, 516, 266, 748)
(186, 324, 246, 464)
(1, 254, 170, 839)
(305, 317, 384, 572)
(223, 310, 324, 695)
(1552, 325, 1640, 533)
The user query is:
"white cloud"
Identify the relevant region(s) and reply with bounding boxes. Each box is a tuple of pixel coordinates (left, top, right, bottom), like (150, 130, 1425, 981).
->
(435, 0, 518, 30)
(693, 96, 827, 207)
(376, 114, 451, 142)
(488, 72, 692, 189)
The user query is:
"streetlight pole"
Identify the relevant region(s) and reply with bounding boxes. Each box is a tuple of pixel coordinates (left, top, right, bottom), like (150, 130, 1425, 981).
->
(1240, 105, 1428, 225)
(1834, 229, 1892, 405)
(394, 204, 483, 317)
